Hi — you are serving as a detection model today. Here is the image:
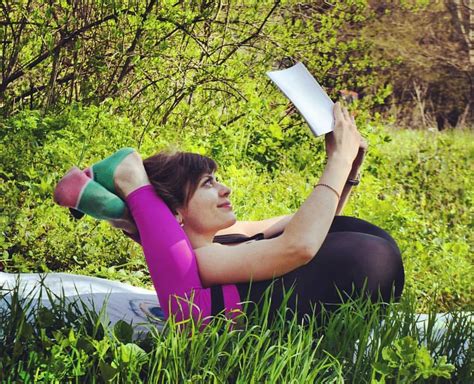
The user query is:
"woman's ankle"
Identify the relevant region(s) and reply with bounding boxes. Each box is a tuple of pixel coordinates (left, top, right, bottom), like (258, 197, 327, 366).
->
(114, 151, 151, 198)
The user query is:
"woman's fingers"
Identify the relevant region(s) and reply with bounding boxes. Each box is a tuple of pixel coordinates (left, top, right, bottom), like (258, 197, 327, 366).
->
(333, 102, 345, 122)
(360, 136, 369, 151)
(342, 106, 352, 123)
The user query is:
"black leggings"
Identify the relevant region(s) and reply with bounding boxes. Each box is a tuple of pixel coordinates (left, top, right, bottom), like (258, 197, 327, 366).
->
(232, 216, 405, 324)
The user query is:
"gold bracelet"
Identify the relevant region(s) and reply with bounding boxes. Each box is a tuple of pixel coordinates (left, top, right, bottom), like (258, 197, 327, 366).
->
(314, 183, 341, 199)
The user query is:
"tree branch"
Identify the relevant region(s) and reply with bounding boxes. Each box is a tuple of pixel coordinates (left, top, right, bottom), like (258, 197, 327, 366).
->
(11, 72, 74, 104)
(110, 0, 158, 94)
(216, 0, 281, 66)
(0, 9, 135, 96)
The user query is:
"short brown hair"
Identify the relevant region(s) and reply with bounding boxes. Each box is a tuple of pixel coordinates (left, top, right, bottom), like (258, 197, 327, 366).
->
(143, 151, 217, 215)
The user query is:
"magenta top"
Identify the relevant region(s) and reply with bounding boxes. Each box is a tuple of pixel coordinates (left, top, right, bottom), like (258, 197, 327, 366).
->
(126, 185, 243, 331)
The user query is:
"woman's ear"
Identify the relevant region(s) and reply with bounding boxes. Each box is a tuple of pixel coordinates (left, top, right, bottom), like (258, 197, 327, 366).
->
(175, 209, 184, 227)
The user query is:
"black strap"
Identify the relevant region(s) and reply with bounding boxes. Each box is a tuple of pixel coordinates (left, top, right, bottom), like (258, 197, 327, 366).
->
(213, 232, 265, 245)
(211, 285, 225, 316)
(249, 232, 265, 241)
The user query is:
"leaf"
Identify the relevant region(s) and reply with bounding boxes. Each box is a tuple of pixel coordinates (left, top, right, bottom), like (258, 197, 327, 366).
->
(381, 348, 398, 366)
(372, 361, 392, 376)
(415, 347, 433, 372)
(113, 320, 133, 344)
(99, 360, 117, 383)
(118, 343, 147, 364)
(68, 327, 77, 345)
(37, 307, 54, 328)
(77, 336, 94, 354)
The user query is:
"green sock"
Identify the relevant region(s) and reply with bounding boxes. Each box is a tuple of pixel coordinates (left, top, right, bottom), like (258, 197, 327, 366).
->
(77, 180, 126, 220)
(90, 147, 135, 194)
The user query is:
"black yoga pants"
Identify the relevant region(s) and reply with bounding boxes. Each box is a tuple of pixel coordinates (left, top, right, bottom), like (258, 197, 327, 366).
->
(233, 215, 405, 324)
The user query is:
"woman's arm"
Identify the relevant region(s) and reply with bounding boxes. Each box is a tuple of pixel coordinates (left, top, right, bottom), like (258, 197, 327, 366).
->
(335, 183, 353, 216)
(216, 117, 368, 237)
(216, 161, 363, 237)
(197, 104, 361, 286)
(336, 141, 367, 215)
(335, 167, 359, 216)
(196, 155, 354, 286)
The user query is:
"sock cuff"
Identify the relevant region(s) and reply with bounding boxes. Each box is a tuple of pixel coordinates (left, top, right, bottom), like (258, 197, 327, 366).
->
(125, 184, 155, 204)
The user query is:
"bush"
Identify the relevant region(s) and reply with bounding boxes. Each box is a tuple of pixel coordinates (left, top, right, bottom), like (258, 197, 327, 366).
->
(1, 107, 472, 311)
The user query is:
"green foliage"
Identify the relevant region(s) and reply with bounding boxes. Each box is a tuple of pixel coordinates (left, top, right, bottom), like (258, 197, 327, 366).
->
(347, 128, 473, 310)
(373, 336, 455, 383)
(1, 0, 391, 130)
(1, 107, 473, 311)
(1, 281, 472, 383)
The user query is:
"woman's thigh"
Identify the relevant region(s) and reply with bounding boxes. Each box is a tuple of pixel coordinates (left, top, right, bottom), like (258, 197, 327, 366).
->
(266, 215, 400, 252)
(328, 215, 400, 253)
(236, 219, 404, 323)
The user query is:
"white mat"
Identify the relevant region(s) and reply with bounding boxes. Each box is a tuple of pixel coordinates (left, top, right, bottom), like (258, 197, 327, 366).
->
(0, 272, 166, 335)
(1, 272, 472, 363)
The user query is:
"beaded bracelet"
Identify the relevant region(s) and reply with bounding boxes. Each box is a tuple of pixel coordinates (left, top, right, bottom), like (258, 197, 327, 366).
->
(314, 183, 341, 200)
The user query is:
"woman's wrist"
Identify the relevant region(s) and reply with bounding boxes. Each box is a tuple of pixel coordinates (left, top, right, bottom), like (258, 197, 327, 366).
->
(327, 154, 353, 169)
(348, 167, 361, 179)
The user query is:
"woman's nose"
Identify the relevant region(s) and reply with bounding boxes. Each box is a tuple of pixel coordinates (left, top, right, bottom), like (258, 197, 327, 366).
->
(219, 184, 231, 196)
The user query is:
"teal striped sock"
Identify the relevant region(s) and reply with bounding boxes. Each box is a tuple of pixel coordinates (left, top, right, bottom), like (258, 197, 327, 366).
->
(54, 167, 126, 220)
(86, 147, 135, 194)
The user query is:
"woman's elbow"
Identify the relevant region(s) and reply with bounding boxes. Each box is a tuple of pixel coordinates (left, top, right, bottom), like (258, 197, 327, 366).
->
(298, 246, 317, 264)
(283, 236, 315, 264)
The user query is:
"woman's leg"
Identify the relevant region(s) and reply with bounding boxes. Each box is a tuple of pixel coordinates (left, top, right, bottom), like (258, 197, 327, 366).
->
(237, 216, 404, 324)
(328, 215, 401, 254)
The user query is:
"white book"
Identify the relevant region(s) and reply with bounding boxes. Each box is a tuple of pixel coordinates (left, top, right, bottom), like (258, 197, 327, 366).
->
(266, 62, 334, 137)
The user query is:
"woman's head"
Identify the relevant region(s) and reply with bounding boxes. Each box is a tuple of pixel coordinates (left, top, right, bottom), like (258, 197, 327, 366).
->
(143, 151, 218, 215)
(143, 151, 235, 237)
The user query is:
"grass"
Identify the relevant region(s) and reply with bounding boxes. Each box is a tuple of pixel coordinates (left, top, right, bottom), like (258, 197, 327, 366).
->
(1, 278, 472, 383)
(1, 114, 472, 382)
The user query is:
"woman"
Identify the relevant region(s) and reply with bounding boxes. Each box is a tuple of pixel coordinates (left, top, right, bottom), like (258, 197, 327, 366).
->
(54, 103, 404, 331)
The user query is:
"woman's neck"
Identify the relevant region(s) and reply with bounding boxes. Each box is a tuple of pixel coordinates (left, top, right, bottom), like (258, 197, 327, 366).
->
(184, 228, 216, 250)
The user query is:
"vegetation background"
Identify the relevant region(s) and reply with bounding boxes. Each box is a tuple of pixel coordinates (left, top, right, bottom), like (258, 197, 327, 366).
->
(0, 0, 472, 382)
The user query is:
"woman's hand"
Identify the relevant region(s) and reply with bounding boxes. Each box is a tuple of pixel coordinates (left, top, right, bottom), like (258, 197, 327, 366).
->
(353, 136, 368, 167)
(325, 102, 362, 163)
(107, 218, 138, 235)
(348, 136, 368, 178)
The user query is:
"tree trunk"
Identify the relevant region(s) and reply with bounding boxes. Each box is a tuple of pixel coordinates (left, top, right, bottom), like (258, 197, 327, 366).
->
(445, 0, 473, 66)
(469, 0, 474, 66)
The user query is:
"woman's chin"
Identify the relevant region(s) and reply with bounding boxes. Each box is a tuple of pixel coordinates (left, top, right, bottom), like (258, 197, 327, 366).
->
(224, 215, 237, 227)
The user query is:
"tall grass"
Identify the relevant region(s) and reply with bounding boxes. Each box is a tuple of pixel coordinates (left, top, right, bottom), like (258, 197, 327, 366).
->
(1, 278, 472, 383)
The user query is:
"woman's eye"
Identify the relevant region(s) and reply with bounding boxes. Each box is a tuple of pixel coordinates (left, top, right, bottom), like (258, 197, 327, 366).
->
(204, 176, 219, 186)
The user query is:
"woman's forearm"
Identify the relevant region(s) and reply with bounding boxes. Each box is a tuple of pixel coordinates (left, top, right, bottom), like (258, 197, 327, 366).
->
(282, 155, 353, 258)
(263, 164, 360, 233)
(335, 183, 353, 216)
(335, 166, 360, 215)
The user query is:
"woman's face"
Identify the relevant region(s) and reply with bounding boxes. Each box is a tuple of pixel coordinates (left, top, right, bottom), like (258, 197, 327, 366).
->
(178, 172, 236, 234)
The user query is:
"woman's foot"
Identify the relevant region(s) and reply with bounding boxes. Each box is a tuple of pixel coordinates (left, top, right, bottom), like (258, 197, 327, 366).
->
(54, 167, 127, 220)
(86, 147, 135, 194)
(113, 150, 150, 199)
